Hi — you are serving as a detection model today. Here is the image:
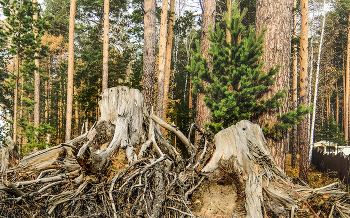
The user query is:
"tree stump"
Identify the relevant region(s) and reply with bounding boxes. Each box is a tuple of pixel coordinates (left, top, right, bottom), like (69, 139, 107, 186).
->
(75, 87, 145, 176)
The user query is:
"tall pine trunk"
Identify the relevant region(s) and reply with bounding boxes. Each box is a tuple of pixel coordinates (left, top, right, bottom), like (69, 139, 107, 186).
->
(162, 0, 175, 124)
(33, 0, 40, 129)
(327, 96, 330, 118)
(343, 60, 346, 130)
(65, 0, 76, 142)
(74, 86, 79, 138)
(299, 0, 309, 182)
(45, 56, 51, 123)
(196, 0, 216, 134)
(255, 0, 293, 170)
(102, 0, 109, 92)
(346, 13, 350, 142)
(13, 51, 19, 144)
(336, 82, 339, 124)
(291, 0, 298, 169)
(20, 76, 24, 148)
(142, 0, 156, 112)
(156, 0, 169, 118)
(226, 0, 231, 43)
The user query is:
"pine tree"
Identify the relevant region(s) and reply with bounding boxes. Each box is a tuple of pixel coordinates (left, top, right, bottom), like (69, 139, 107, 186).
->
(0, 0, 51, 150)
(188, 3, 310, 135)
(315, 113, 347, 146)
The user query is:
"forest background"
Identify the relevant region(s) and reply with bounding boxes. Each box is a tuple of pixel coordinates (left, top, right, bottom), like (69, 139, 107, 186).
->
(0, 0, 349, 182)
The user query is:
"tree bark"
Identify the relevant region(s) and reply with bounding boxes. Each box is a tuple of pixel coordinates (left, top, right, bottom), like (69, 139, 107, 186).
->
(142, 0, 156, 112)
(65, 0, 76, 142)
(336, 82, 339, 124)
(327, 95, 330, 118)
(20, 76, 24, 148)
(33, 0, 40, 129)
(13, 52, 19, 144)
(196, 0, 216, 134)
(156, 0, 169, 118)
(45, 56, 51, 123)
(102, 0, 109, 92)
(255, 0, 293, 170)
(291, 0, 298, 169)
(162, 0, 175, 125)
(226, 0, 231, 44)
(344, 61, 346, 130)
(74, 86, 79, 138)
(57, 47, 63, 145)
(299, 0, 309, 182)
(346, 13, 350, 142)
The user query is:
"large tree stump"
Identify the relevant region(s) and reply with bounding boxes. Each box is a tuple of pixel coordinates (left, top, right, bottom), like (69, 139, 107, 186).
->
(75, 87, 145, 176)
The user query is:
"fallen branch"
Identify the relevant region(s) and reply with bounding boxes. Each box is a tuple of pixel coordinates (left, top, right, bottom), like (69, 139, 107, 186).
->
(15, 169, 80, 187)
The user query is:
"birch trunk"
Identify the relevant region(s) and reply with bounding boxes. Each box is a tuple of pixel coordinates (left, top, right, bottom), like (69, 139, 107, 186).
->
(65, 0, 76, 142)
(308, 37, 314, 137)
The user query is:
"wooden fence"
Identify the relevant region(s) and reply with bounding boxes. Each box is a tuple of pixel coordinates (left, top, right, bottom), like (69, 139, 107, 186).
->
(311, 149, 350, 185)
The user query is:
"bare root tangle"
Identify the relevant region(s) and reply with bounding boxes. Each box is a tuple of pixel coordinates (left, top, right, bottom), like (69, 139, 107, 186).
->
(0, 87, 349, 218)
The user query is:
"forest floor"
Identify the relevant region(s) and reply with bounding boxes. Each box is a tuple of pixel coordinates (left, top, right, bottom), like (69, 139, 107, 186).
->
(285, 154, 345, 189)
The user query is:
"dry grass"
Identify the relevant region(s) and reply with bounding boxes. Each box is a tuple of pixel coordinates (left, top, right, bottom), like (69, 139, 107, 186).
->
(285, 154, 337, 188)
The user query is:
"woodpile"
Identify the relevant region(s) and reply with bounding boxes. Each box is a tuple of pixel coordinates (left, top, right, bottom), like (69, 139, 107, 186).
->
(0, 86, 349, 218)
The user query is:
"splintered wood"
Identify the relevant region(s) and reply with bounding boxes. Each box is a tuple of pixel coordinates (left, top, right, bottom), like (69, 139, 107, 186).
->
(0, 86, 349, 218)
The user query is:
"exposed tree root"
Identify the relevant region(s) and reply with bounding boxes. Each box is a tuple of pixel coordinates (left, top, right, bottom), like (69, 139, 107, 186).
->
(0, 87, 349, 218)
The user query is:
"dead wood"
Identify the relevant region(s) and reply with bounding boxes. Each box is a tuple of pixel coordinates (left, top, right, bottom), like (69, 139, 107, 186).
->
(0, 86, 349, 218)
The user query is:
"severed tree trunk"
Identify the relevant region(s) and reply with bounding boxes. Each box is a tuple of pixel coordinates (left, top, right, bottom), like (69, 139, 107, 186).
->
(255, 0, 293, 170)
(75, 87, 144, 175)
(1, 137, 19, 180)
(102, 0, 109, 92)
(65, 0, 77, 142)
(299, 0, 309, 182)
(142, 0, 156, 112)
